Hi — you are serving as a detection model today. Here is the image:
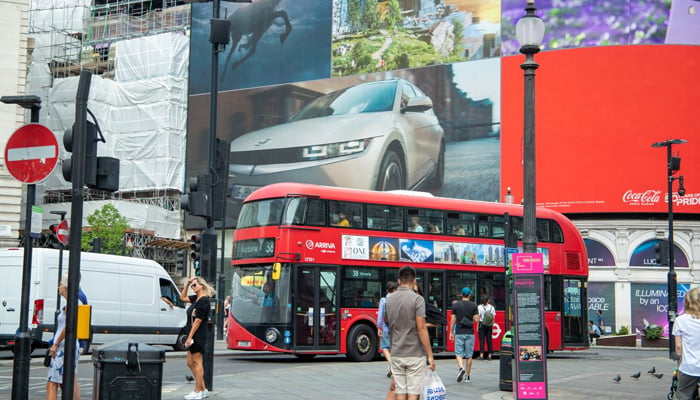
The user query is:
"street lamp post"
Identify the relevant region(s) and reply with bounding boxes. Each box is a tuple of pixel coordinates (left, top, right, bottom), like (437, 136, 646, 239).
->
(515, 0, 545, 254)
(651, 138, 687, 359)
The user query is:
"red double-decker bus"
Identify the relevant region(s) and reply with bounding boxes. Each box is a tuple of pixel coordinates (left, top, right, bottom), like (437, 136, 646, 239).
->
(226, 183, 588, 361)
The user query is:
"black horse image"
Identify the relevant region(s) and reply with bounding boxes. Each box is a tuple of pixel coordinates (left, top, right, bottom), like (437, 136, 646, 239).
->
(221, 0, 292, 81)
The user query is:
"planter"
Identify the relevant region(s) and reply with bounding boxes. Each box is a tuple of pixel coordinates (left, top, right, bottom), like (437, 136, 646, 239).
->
(641, 337, 669, 348)
(596, 334, 636, 347)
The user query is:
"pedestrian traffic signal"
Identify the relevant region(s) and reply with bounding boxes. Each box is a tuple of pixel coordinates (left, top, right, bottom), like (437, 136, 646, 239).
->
(191, 233, 202, 262)
(89, 237, 102, 253)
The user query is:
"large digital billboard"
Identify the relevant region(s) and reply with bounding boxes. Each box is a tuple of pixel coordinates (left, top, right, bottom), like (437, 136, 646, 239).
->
(186, 0, 699, 227)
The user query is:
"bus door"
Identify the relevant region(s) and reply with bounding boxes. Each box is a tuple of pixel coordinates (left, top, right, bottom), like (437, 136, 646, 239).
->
(294, 265, 339, 351)
(562, 277, 587, 347)
(416, 270, 446, 350)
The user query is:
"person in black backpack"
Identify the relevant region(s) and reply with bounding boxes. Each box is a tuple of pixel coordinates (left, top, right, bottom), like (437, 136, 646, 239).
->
(449, 287, 479, 383)
(477, 295, 496, 360)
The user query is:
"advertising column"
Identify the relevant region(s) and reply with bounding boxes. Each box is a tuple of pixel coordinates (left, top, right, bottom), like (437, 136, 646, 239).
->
(512, 253, 547, 399)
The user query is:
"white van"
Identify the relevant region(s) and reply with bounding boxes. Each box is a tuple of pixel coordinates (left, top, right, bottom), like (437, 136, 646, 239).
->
(0, 248, 188, 352)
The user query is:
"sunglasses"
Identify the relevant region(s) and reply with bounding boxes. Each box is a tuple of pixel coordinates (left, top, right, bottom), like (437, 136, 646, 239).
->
(190, 283, 198, 289)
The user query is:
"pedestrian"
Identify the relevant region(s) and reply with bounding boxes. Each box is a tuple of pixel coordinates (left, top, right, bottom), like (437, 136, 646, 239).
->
(46, 276, 80, 400)
(180, 276, 216, 400)
(596, 310, 605, 334)
(223, 295, 232, 334)
(378, 281, 398, 378)
(673, 286, 700, 400)
(588, 320, 601, 344)
(477, 295, 496, 360)
(384, 265, 436, 400)
(449, 287, 479, 383)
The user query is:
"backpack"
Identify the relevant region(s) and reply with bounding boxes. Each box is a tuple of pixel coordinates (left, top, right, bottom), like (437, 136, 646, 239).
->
(481, 305, 494, 327)
(426, 303, 447, 326)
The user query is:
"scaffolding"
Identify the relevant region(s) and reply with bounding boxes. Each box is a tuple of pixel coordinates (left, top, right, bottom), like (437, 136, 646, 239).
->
(29, 0, 190, 79)
(28, 0, 191, 267)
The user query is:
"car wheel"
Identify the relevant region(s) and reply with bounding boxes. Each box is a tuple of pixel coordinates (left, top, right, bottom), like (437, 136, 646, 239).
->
(425, 141, 445, 190)
(375, 149, 405, 191)
(346, 324, 377, 362)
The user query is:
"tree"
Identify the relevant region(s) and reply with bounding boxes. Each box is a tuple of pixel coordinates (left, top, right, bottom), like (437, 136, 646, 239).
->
(82, 204, 129, 255)
(384, 0, 402, 32)
(348, 0, 362, 33)
(362, 0, 381, 31)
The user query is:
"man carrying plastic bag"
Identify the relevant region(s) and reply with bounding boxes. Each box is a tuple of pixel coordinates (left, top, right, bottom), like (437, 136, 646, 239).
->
(385, 265, 436, 400)
(421, 370, 446, 400)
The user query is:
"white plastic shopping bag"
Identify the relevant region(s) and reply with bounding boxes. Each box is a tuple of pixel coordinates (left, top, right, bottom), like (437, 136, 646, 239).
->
(420, 370, 446, 400)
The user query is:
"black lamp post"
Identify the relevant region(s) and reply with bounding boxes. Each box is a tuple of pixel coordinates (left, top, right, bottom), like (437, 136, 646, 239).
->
(515, 0, 545, 254)
(651, 138, 687, 359)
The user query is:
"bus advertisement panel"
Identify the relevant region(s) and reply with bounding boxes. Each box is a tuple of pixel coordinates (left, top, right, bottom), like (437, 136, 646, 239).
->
(226, 183, 588, 360)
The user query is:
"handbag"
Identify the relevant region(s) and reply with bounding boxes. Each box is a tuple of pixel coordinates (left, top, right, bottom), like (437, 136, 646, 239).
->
(43, 349, 52, 367)
(420, 370, 446, 400)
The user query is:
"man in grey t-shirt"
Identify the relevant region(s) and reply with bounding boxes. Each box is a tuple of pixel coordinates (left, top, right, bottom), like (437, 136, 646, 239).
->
(384, 265, 435, 399)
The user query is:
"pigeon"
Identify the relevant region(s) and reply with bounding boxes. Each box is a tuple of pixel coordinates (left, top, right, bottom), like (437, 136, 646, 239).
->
(185, 375, 195, 383)
(631, 371, 641, 380)
(613, 374, 621, 383)
(653, 373, 664, 379)
(648, 366, 656, 374)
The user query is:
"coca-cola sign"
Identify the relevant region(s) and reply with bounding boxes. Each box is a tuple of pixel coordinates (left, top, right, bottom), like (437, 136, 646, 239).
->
(622, 190, 662, 206)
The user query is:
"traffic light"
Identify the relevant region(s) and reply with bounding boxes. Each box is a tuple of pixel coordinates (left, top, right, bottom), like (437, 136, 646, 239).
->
(175, 250, 187, 277)
(63, 120, 120, 191)
(200, 229, 218, 283)
(89, 237, 102, 253)
(191, 234, 202, 276)
(654, 240, 669, 266)
(181, 174, 212, 217)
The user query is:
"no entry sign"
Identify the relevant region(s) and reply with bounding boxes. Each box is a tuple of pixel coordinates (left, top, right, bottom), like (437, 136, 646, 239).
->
(4, 123, 58, 183)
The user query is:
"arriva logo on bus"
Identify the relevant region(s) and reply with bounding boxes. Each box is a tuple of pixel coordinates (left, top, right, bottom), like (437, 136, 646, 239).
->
(305, 240, 337, 251)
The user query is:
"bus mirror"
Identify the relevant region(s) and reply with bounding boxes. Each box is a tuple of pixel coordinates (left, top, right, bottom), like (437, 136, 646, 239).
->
(272, 263, 281, 280)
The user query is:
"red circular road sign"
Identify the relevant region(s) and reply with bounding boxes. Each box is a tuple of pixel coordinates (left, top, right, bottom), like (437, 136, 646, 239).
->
(4, 123, 59, 184)
(56, 219, 69, 245)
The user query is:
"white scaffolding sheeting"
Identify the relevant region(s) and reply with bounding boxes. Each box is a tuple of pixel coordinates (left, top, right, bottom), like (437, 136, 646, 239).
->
(42, 32, 189, 193)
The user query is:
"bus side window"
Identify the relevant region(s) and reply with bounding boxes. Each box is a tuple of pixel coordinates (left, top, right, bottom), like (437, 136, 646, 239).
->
(306, 199, 326, 226)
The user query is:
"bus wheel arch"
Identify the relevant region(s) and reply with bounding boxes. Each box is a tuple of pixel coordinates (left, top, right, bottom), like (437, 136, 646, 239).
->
(346, 323, 377, 362)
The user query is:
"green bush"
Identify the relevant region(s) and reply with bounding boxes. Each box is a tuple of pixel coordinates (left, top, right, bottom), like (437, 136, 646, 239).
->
(616, 325, 629, 335)
(644, 325, 663, 340)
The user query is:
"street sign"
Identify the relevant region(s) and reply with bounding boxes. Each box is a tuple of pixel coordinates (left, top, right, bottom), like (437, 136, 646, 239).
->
(4, 123, 59, 184)
(56, 219, 69, 245)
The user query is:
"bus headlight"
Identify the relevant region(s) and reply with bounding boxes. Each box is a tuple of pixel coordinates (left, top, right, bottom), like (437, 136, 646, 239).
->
(265, 327, 280, 344)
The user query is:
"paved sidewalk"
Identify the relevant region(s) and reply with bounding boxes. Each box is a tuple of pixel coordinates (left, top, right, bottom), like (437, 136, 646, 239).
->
(157, 342, 673, 400)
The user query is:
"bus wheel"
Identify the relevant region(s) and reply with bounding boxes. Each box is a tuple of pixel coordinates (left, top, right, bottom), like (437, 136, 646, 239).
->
(346, 324, 377, 362)
(173, 328, 188, 351)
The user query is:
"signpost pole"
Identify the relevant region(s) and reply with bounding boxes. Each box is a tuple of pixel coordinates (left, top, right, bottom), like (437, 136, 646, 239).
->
(2, 95, 42, 400)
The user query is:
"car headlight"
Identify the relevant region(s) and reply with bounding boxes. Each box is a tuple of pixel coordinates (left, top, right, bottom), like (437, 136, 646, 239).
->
(302, 139, 370, 161)
(265, 327, 281, 344)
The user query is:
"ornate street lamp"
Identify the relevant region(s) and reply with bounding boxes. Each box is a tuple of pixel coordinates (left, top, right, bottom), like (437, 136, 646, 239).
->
(515, 0, 545, 254)
(651, 138, 687, 359)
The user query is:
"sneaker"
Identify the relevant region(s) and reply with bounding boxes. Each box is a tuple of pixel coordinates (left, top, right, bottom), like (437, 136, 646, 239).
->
(185, 391, 204, 400)
(466, 375, 471, 383)
(386, 365, 393, 378)
(203, 389, 210, 398)
(457, 367, 466, 382)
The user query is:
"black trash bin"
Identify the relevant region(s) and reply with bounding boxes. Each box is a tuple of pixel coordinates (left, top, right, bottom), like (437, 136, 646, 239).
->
(92, 340, 165, 400)
(499, 330, 513, 391)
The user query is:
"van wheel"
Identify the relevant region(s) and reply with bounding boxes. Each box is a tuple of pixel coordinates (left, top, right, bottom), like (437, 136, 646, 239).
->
(346, 324, 377, 362)
(173, 328, 188, 351)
